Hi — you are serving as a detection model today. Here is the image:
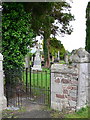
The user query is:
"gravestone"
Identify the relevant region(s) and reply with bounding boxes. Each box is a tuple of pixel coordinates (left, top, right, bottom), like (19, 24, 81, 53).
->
(32, 43, 42, 71)
(64, 54, 68, 64)
(54, 52, 59, 63)
(58, 51, 60, 61)
(52, 56, 54, 62)
(25, 54, 30, 68)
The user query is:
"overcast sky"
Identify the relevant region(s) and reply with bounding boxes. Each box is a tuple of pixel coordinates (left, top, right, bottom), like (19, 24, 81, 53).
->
(1, 1, 89, 53)
(56, 0, 90, 52)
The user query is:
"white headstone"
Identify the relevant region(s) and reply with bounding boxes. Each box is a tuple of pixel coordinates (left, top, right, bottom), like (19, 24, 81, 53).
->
(65, 54, 68, 64)
(25, 55, 30, 68)
(32, 44, 42, 71)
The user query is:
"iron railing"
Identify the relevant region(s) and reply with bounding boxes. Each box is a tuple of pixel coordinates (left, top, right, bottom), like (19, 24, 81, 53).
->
(5, 66, 51, 108)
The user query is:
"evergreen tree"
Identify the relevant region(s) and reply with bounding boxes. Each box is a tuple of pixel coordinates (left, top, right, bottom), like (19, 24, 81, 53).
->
(85, 2, 90, 53)
(2, 3, 34, 85)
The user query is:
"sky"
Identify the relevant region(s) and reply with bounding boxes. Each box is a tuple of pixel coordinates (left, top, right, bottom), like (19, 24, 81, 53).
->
(56, 0, 90, 52)
(0, 1, 89, 53)
(35, 0, 90, 53)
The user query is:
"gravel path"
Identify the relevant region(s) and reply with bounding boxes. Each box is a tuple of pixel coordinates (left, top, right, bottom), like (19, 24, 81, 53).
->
(15, 110, 51, 118)
(3, 102, 65, 118)
(13, 103, 51, 118)
(3, 97, 65, 118)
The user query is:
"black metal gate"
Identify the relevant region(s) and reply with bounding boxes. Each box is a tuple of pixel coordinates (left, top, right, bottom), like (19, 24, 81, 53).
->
(5, 66, 51, 108)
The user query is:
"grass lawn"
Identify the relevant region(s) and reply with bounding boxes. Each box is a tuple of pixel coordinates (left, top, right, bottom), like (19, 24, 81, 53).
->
(65, 106, 89, 118)
(59, 60, 66, 64)
(22, 68, 51, 105)
(22, 68, 50, 89)
(44, 106, 89, 118)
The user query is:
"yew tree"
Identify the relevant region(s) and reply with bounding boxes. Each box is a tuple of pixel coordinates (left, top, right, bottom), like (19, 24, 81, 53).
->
(85, 2, 90, 53)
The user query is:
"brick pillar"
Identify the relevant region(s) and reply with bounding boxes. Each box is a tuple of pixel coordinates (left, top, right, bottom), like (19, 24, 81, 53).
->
(0, 53, 7, 112)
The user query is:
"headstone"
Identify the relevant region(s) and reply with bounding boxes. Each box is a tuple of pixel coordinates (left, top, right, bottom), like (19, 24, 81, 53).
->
(55, 53, 57, 58)
(54, 52, 59, 63)
(25, 54, 30, 68)
(58, 51, 60, 61)
(65, 54, 68, 64)
(52, 56, 54, 62)
(32, 43, 42, 71)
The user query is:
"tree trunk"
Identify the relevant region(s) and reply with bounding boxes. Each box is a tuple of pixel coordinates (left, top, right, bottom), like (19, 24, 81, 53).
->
(45, 38, 51, 68)
(43, 30, 51, 68)
(45, 50, 50, 68)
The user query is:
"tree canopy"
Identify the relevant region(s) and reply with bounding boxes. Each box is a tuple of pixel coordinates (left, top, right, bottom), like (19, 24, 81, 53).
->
(49, 37, 66, 59)
(24, 2, 74, 36)
(2, 2, 74, 69)
(24, 2, 74, 67)
(2, 3, 34, 70)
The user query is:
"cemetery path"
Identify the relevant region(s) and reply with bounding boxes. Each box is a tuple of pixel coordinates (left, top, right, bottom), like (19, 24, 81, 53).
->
(2, 99, 65, 118)
(14, 103, 51, 118)
(2, 102, 65, 118)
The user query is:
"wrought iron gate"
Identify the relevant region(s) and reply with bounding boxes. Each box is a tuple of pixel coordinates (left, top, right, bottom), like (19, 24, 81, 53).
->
(5, 66, 51, 108)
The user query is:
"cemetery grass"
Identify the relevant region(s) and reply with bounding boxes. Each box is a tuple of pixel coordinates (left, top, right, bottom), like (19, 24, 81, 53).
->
(59, 60, 66, 64)
(2, 106, 89, 118)
(44, 106, 89, 118)
(23, 68, 50, 89)
(65, 106, 89, 118)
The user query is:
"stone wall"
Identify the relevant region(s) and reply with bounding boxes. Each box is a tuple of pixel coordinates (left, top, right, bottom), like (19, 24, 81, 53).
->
(51, 48, 89, 111)
(51, 64, 78, 111)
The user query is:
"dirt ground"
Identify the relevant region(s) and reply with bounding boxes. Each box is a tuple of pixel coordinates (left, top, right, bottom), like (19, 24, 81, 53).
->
(2, 102, 65, 118)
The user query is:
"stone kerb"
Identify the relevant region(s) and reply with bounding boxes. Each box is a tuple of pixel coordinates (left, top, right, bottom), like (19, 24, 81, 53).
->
(0, 53, 7, 113)
(51, 64, 78, 111)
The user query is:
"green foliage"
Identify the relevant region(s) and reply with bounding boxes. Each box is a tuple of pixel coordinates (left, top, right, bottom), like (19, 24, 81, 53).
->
(85, 2, 90, 53)
(2, 3, 34, 86)
(25, 2, 74, 35)
(2, 3, 34, 70)
(65, 106, 88, 118)
(50, 38, 62, 50)
(24, 2, 74, 66)
(23, 69, 50, 89)
(24, 3, 54, 35)
(50, 37, 66, 59)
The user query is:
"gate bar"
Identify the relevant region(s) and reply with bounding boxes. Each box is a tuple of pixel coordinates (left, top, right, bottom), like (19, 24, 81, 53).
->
(30, 65, 31, 96)
(26, 68, 28, 93)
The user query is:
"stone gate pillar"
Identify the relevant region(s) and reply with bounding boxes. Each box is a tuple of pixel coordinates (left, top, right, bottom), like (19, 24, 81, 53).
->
(0, 53, 7, 112)
(69, 48, 90, 110)
(76, 53, 90, 110)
